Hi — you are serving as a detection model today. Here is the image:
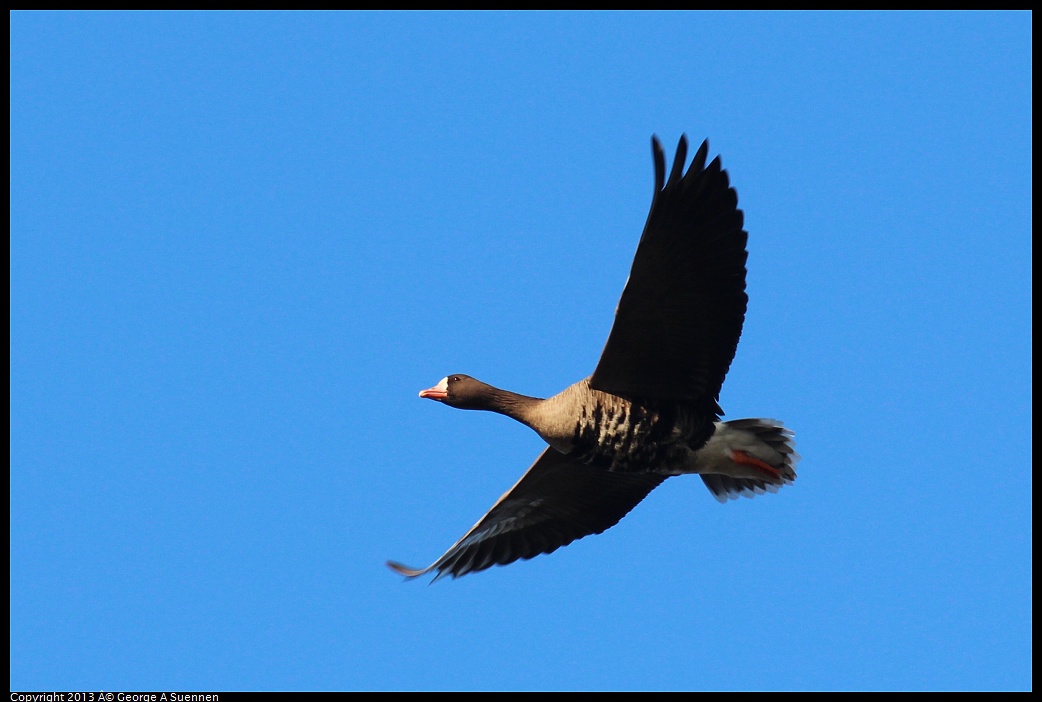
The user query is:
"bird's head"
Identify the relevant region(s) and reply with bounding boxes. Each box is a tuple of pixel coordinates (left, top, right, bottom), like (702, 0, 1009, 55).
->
(419, 374, 496, 410)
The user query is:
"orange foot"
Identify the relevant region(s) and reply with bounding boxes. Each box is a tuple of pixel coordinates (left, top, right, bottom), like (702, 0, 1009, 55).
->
(730, 450, 781, 478)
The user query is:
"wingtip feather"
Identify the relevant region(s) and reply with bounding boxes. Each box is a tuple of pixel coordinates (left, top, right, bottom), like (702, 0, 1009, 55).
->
(668, 134, 688, 186)
(691, 138, 709, 174)
(386, 560, 431, 579)
(651, 135, 666, 193)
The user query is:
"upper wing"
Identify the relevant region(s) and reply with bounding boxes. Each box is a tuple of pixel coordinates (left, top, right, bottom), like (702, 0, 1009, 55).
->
(589, 135, 749, 406)
(387, 448, 666, 581)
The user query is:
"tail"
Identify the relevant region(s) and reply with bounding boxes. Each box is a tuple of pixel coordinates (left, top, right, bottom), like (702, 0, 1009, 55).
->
(695, 419, 799, 503)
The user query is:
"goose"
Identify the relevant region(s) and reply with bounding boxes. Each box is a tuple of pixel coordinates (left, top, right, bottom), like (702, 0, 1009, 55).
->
(389, 135, 798, 581)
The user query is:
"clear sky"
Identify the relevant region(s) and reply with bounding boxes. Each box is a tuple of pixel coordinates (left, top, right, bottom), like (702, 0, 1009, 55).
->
(10, 11, 1031, 692)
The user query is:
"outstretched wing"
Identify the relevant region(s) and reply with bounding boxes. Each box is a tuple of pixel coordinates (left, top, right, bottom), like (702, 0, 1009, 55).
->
(387, 448, 666, 581)
(589, 135, 749, 407)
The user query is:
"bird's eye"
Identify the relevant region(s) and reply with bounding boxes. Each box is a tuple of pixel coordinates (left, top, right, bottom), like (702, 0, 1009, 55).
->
(450, 375, 461, 382)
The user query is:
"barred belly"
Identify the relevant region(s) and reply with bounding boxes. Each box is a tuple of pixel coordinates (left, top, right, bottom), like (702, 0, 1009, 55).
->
(569, 394, 707, 473)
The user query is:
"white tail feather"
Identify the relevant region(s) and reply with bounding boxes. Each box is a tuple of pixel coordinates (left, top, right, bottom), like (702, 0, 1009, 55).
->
(694, 419, 799, 503)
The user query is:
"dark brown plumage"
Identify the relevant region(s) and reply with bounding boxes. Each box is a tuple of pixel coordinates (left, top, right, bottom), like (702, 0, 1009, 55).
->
(389, 136, 798, 581)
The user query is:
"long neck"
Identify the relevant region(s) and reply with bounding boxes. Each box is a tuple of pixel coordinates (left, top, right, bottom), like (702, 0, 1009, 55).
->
(470, 385, 544, 427)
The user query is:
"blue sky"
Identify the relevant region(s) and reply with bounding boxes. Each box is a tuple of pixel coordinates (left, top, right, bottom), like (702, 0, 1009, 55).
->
(10, 11, 1031, 692)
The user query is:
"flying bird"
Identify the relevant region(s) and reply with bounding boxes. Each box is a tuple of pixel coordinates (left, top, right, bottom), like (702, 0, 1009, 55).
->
(389, 135, 798, 581)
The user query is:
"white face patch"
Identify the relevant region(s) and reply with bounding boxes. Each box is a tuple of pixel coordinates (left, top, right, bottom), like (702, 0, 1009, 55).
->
(419, 376, 451, 400)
